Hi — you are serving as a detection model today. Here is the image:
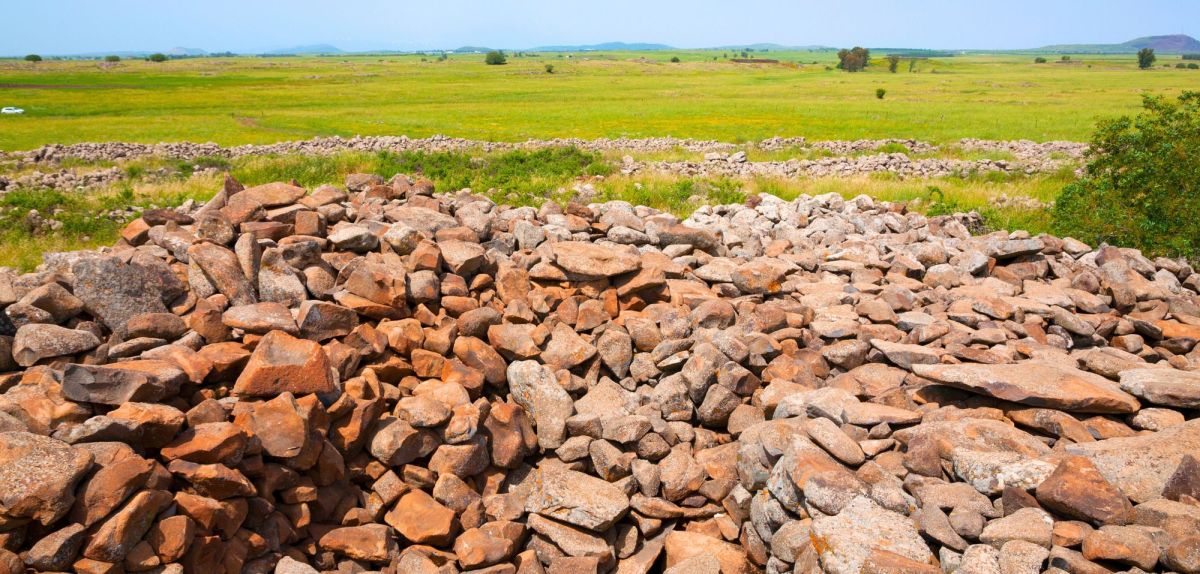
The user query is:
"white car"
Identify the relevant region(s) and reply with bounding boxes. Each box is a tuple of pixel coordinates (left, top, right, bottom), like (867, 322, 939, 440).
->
(1, 107, 24, 115)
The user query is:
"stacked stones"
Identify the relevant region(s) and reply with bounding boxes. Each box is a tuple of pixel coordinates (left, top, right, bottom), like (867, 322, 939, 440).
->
(633, 153, 1042, 180)
(0, 173, 1197, 574)
(3, 136, 1077, 168)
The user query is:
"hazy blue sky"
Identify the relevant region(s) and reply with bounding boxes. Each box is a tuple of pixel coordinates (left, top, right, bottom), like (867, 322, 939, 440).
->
(4, 0, 1198, 55)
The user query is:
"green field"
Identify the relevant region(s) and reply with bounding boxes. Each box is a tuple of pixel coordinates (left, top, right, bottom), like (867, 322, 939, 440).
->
(1, 51, 1198, 150)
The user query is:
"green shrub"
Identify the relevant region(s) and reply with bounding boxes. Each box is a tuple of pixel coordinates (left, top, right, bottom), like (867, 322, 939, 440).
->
(104, 55, 121, 62)
(1190, 63, 1199, 70)
(148, 53, 168, 62)
(544, 63, 554, 74)
(1052, 91, 1200, 258)
(484, 51, 507, 65)
(1034, 57, 1047, 64)
(24, 54, 42, 62)
(875, 88, 887, 100)
(1138, 48, 1156, 69)
(670, 56, 681, 63)
(886, 55, 900, 73)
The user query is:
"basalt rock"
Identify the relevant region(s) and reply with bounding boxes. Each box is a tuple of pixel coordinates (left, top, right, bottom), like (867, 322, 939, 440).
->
(0, 173, 1196, 574)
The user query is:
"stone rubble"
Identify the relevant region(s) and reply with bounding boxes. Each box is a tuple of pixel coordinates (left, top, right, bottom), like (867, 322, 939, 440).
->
(624, 152, 1055, 180)
(1, 137, 1087, 193)
(0, 171, 1195, 574)
(2, 136, 1085, 166)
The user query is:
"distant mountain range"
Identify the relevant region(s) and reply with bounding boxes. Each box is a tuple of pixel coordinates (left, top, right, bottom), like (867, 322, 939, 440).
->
(710, 43, 835, 52)
(19, 34, 1200, 59)
(263, 44, 344, 55)
(1037, 34, 1200, 54)
(530, 42, 673, 52)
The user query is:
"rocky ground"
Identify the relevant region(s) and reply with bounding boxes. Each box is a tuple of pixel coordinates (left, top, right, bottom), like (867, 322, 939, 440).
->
(0, 171, 1196, 574)
(0, 136, 1086, 194)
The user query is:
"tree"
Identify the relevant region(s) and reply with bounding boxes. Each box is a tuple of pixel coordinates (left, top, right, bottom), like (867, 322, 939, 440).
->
(24, 54, 42, 62)
(1034, 57, 1048, 64)
(148, 53, 168, 62)
(670, 56, 680, 63)
(484, 50, 507, 65)
(1138, 48, 1156, 69)
(1052, 92, 1200, 258)
(544, 63, 554, 74)
(886, 55, 901, 73)
(836, 47, 869, 72)
(104, 55, 121, 62)
(875, 88, 887, 99)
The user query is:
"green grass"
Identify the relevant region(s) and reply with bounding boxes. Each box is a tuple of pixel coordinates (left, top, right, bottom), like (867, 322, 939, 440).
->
(0, 148, 1071, 270)
(1, 51, 1197, 150)
(595, 170, 1066, 233)
(0, 175, 222, 270)
(231, 147, 611, 205)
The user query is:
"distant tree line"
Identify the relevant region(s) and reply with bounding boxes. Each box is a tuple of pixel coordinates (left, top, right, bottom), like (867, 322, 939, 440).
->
(1184, 54, 1200, 60)
(836, 47, 870, 72)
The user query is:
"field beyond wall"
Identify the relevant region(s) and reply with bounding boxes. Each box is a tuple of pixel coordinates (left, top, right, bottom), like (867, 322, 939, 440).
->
(1, 50, 1198, 150)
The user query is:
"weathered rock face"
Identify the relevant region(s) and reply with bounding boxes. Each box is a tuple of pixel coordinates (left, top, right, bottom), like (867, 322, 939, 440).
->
(2, 173, 1200, 574)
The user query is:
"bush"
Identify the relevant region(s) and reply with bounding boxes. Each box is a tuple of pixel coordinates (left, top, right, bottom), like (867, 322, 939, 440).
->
(1138, 48, 1156, 69)
(1061, 55, 1071, 61)
(1052, 91, 1200, 258)
(670, 56, 680, 63)
(544, 64, 554, 74)
(24, 54, 42, 62)
(875, 88, 887, 99)
(1034, 57, 1048, 64)
(484, 51, 506, 65)
(1178, 63, 1189, 69)
(104, 55, 121, 62)
(148, 53, 168, 62)
(1190, 63, 1200, 70)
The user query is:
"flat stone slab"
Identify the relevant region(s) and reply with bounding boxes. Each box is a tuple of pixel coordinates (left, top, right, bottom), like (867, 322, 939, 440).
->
(1118, 368, 1200, 409)
(912, 361, 1140, 414)
(1067, 419, 1200, 503)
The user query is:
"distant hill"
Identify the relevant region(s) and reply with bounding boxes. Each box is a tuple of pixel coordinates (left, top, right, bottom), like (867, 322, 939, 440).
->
(531, 42, 673, 52)
(166, 47, 207, 57)
(264, 44, 343, 55)
(711, 43, 835, 52)
(452, 46, 494, 53)
(1037, 34, 1200, 54)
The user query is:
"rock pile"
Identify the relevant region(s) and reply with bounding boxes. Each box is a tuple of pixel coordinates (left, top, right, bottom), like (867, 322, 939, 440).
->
(0, 172, 1198, 574)
(0, 167, 126, 194)
(3, 135, 1079, 167)
(627, 152, 1044, 180)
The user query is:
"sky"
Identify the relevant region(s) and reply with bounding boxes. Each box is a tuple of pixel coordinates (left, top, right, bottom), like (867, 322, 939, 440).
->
(3, 0, 1198, 55)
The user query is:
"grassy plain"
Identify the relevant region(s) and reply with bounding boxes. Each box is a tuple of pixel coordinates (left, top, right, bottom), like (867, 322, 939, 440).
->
(0, 50, 1196, 269)
(1, 51, 1198, 150)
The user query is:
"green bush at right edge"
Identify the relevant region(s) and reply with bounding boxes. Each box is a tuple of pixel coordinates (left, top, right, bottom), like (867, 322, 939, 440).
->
(1052, 91, 1200, 258)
